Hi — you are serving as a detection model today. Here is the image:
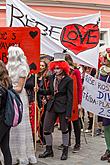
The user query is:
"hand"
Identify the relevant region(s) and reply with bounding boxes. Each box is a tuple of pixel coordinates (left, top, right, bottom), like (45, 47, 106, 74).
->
(78, 104, 81, 110)
(34, 85, 39, 92)
(65, 116, 71, 122)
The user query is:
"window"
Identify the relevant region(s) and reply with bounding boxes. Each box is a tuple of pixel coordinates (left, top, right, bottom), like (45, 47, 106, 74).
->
(100, 28, 110, 47)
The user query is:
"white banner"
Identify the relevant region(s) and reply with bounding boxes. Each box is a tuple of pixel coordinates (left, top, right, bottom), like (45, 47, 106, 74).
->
(6, 0, 100, 68)
(82, 73, 110, 119)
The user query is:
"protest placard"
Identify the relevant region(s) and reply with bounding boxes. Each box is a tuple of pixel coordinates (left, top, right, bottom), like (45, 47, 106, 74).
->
(0, 27, 40, 73)
(82, 73, 110, 119)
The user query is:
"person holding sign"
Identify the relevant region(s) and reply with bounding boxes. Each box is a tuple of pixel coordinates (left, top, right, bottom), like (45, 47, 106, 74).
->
(99, 49, 110, 163)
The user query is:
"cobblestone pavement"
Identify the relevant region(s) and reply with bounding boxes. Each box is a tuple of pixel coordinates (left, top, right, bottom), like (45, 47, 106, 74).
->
(36, 127, 108, 165)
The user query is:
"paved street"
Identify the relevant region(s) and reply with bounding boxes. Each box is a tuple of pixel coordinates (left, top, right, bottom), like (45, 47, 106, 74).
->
(36, 127, 108, 165)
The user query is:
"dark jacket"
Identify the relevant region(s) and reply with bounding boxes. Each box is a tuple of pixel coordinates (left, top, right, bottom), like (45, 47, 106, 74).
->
(38, 74, 73, 118)
(0, 85, 7, 119)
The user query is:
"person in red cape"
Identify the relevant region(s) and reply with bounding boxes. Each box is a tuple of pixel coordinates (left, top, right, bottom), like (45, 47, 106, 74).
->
(66, 55, 82, 152)
(38, 53, 73, 160)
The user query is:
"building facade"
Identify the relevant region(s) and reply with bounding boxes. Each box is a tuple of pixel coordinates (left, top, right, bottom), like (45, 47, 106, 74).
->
(1, 0, 110, 45)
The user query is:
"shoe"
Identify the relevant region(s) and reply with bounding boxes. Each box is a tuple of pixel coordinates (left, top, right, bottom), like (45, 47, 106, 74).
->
(95, 129, 102, 136)
(60, 146, 68, 160)
(39, 145, 54, 158)
(85, 129, 92, 133)
(72, 144, 80, 153)
(58, 144, 63, 150)
(29, 156, 37, 164)
(108, 157, 110, 163)
(101, 150, 110, 161)
(81, 129, 83, 132)
(36, 139, 41, 143)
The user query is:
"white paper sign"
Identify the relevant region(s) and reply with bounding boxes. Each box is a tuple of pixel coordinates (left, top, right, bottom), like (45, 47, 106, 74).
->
(82, 73, 110, 119)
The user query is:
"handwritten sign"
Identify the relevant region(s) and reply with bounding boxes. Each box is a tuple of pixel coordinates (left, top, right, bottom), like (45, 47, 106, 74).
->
(61, 24, 99, 55)
(6, 0, 100, 69)
(82, 73, 110, 119)
(0, 27, 40, 73)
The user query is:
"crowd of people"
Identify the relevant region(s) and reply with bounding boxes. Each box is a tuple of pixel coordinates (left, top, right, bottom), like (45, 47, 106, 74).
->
(0, 45, 110, 164)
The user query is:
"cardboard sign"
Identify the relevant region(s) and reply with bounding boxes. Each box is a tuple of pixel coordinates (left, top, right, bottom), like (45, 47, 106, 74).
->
(82, 73, 110, 119)
(0, 27, 40, 73)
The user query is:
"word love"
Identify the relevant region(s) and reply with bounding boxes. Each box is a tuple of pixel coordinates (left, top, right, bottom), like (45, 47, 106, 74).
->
(61, 24, 99, 54)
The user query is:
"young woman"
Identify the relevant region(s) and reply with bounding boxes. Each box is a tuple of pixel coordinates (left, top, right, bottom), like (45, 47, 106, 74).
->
(7, 46, 37, 165)
(25, 60, 49, 144)
(0, 60, 12, 165)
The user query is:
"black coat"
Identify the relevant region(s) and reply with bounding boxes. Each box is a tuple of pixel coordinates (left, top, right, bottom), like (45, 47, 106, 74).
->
(38, 74, 73, 118)
(0, 85, 7, 118)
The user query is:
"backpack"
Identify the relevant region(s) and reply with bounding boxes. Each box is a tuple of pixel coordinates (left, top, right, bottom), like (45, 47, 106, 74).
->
(4, 88, 23, 127)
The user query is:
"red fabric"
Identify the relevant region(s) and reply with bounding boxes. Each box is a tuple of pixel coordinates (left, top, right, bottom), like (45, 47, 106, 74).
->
(29, 102, 38, 134)
(98, 55, 104, 69)
(73, 69, 82, 104)
(70, 69, 82, 121)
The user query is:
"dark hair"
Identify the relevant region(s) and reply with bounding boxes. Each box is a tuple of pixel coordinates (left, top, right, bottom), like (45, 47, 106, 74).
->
(40, 60, 48, 69)
(65, 54, 74, 66)
(0, 60, 11, 88)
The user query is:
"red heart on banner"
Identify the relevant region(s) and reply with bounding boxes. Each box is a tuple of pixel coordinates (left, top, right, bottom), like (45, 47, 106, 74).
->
(60, 24, 99, 55)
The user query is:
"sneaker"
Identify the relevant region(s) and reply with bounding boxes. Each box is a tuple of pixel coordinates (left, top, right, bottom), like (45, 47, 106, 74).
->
(85, 129, 92, 133)
(72, 144, 80, 153)
(95, 129, 102, 136)
(29, 156, 37, 164)
(101, 150, 110, 161)
(81, 129, 83, 132)
(108, 156, 110, 163)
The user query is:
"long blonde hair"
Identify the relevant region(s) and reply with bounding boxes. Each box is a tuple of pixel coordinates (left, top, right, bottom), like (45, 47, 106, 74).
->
(0, 60, 11, 88)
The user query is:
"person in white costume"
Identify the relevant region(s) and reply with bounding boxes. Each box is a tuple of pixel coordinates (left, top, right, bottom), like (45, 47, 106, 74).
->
(7, 46, 37, 165)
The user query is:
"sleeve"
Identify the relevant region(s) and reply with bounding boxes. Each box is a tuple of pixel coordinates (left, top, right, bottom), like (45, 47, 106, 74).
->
(38, 75, 53, 96)
(19, 67, 28, 78)
(74, 69, 82, 104)
(0, 86, 7, 110)
(25, 75, 35, 89)
(66, 79, 73, 118)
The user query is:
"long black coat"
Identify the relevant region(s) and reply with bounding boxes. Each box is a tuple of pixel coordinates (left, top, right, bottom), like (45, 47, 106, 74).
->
(38, 74, 73, 118)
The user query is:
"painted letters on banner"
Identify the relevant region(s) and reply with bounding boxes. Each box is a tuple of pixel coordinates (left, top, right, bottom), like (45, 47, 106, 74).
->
(82, 73, 110, 119)
(6, 0, 100, 69)
(0, 27, 40, 73)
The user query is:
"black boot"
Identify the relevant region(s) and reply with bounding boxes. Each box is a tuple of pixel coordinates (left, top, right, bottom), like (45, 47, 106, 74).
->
(60, 146, 68, 160)
(39, 145, 54, 158)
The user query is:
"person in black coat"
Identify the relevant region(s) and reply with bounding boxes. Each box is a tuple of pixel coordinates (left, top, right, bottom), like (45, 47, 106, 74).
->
(38, 53, 73, 160)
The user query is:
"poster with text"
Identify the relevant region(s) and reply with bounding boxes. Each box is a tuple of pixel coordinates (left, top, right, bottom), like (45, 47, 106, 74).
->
(82, 73, 110, 119)
(0, 27, 40, 73)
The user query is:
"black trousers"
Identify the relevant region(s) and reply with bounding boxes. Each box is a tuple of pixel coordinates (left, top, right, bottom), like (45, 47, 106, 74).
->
(68, 119, 81, 145)
(0, 120, 12, 165)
